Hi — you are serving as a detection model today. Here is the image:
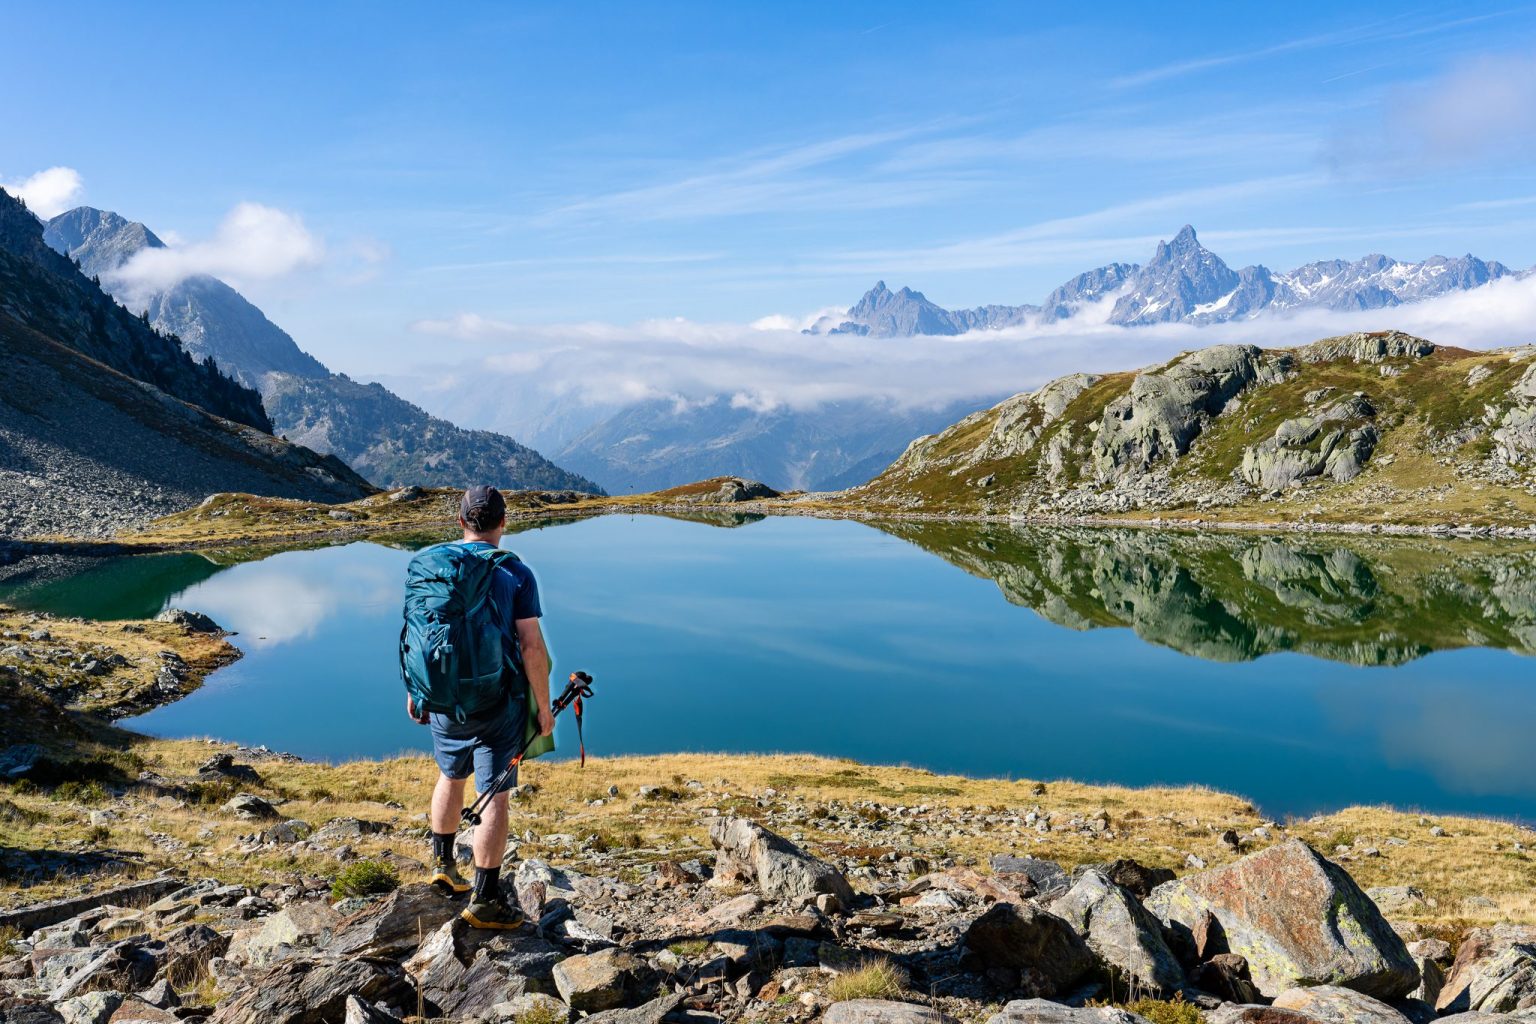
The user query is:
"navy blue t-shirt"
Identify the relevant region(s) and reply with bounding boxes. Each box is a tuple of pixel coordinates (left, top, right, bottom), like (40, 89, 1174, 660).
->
(460, 541, 541, 658)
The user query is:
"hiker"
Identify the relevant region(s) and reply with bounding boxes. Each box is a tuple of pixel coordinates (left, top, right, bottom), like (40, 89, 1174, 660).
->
(400, 485, 554, 930)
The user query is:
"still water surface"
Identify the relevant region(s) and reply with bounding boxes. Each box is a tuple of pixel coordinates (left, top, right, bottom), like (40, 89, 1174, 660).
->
(4, 514, 1534, 821)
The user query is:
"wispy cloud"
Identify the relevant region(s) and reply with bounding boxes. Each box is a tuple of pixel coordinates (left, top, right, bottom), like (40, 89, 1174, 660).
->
(109, 202, 325, 295)
(1112, 10, 1520, 89)
(538, 125, 979, 223)
(1, 166, 84, 219)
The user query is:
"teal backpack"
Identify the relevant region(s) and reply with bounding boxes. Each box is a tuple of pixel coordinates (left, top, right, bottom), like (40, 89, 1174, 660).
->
(399, 543, 522, 722)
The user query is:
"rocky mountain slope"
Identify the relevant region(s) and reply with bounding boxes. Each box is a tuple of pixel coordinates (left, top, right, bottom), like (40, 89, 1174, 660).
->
(0, 196, 373, 539)
(810, 226, 1523, 336)
(0, 194, 269, 431)
(0, 313, 372, 539)
(847, 331, 1536, 528)
(44, 208, 602, 494)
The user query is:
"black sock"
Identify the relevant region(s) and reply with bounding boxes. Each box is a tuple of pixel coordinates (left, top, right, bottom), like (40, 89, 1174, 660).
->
(432, 831, 455, 863)
(473, 865, 500, 901)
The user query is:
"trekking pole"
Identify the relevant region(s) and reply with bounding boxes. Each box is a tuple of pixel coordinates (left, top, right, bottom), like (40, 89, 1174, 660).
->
(461, 671, 594, 827)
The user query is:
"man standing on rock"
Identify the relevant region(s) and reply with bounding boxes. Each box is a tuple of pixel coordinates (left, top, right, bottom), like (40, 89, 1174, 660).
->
(402, 485, 554, 930)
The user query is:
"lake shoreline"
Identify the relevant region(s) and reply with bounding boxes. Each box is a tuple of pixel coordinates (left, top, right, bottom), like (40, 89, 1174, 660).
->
(11, 489, 1536, 562)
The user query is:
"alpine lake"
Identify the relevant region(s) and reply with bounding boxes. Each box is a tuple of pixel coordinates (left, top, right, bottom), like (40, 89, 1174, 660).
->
(4, 512, 1535, 823)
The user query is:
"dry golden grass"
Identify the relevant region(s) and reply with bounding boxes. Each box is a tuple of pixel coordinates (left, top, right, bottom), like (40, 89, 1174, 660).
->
(826, 958, 911, 1002)
(4, 744, 1531, 932)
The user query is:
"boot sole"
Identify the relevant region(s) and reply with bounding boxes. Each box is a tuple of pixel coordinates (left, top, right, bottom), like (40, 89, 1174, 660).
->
(430, 874, 472, 895)
(461, 908, 525, 930)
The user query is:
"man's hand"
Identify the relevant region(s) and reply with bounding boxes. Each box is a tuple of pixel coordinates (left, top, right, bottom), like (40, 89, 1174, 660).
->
(406, 694, 429, 725)
(537, 703, 554, 736)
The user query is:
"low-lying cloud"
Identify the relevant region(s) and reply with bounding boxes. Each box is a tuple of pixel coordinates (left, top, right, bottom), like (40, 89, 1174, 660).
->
(2, 166, 85, 219)
(408, 272, 1536, 430)
(109, 201, 324, 295)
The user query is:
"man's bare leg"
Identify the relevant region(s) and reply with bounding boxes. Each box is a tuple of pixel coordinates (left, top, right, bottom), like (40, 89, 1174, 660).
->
(427, 775, 471, 894)
(472, 791, 510, 867)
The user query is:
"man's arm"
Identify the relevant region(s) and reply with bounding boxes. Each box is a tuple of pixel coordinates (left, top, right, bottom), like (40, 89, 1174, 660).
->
(515, 617, 554, 735)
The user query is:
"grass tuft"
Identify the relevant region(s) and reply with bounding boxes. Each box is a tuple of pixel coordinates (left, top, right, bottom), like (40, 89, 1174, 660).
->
(330, 859, 399, 900)
(827, 958, 910, 1002)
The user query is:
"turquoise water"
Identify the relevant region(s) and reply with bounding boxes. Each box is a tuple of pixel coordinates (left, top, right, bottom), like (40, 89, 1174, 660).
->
(4, 514, 1535, 821)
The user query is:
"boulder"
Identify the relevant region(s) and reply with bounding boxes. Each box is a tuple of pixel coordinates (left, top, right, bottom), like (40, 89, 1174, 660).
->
(985, 999, 1154, 1023)
(329, 884, 460, 958)
(1049, 870, 1184, 994)
(49, 940, 160, 1002)
(824, 1000, 961, 1024)
(551, 948, 647, 1013)
(991, 856, 1070, 900)
(107, 996, 179, 1023)
(1095, 859, 1177, 901)
(158, 923, 229, 986)
(1239, 395, 1379, 489)
(581, 993, 685, 1024)
(220, 794, 278, 820)
(132, 981, 178, 1011)
(1272, 985, 1413, 1023)
(1437, 926, 1536, 1014)
(342, 997, 401, 1024)
(1093, 344, 1269, 479)
(1145, 839, 1417, 999)
(491, 993, 573, 1024)
(0, 1000, 64, 1024)
(962, 902, 1096, 997)
(1205, 1007, 1328, 1023)
(403, 919, 561, 1018)
(224, 902, 339, 966)
(1296, 331, 1436, 365)
(708, 817, 853, 904)
(155, 608, 222, 633)
(1190, 953, 1260, 1004)
(208, 958, 406, 1024)
(55, 991, 123, 1024)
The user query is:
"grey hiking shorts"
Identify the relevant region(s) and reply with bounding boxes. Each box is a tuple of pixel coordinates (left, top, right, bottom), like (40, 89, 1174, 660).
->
(428, 696, 524, 796)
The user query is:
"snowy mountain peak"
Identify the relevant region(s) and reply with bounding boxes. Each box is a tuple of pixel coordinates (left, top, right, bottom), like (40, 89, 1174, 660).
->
(812, 226, 1527, 337)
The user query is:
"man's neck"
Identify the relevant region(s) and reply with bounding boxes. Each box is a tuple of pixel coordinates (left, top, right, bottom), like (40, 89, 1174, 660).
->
(462, 531, 502, 546)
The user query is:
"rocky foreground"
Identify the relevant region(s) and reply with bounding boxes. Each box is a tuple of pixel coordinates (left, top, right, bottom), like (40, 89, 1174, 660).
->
(1, 785, 1534, 1024)
(1, 609, 1534, 1024)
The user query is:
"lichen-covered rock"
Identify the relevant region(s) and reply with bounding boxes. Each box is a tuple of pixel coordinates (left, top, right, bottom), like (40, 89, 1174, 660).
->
(207, 958, 407, 1024)
(975, 374, 1102, 463)
(1049, 870, 1184, 994)
(1240, 394, 1379, 489)
(962, 902, 1095, 997)
(823, 1000, 961, 1024)
(1093, 345, 1277, 479)
(708, 817, 853, 903)
(551, 948, 647, 1013)
(985, 999, 1154, 1023)
(1437, 926, 1536, 1014)
(1295, 331, 1436, 364)
(1145, 839, 1417, 999)
(1272, 984, 1413, 1023)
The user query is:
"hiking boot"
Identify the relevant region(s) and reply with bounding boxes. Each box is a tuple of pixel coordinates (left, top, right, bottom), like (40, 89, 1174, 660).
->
(429, 859, 471, 896)
(461, 893, 524, 930)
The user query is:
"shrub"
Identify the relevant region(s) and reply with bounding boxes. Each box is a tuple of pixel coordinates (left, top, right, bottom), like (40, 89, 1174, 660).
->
(827, 959, 910, 1002)
(51, 780, 108, 804)
(331, 860, 399, 899)
(514, 1002, 567, 1024)
(1115, 996, 1204, 1024)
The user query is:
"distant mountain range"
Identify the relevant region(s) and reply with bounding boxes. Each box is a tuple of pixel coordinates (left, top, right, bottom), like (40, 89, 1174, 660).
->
(547, 395, 986, 494)
(0, 190, 372, 538)
(44, 208, 602, 495)
(808, 225, 1526, 336)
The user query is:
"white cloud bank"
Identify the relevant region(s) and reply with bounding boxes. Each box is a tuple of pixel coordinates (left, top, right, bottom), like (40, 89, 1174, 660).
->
(408, 272, 1536, 427)
(109, 202, 325, 295)
(1, 166, 85, 219)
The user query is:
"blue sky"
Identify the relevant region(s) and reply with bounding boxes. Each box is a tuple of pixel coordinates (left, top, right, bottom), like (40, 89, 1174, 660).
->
(7, 1, 1536, 386)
